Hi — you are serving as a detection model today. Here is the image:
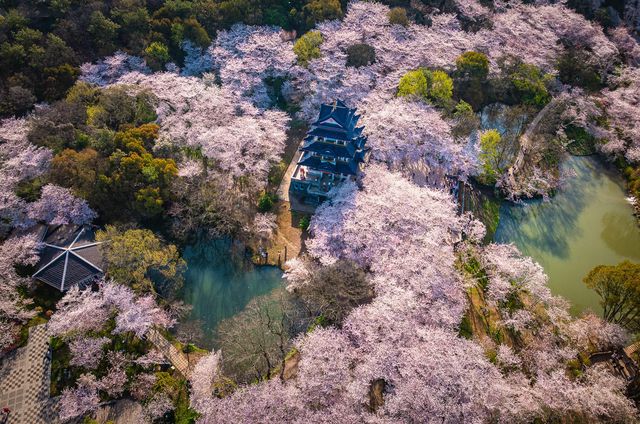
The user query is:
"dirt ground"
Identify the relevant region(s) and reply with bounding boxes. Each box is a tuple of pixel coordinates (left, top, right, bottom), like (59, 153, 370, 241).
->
(255, 200, 305, 268)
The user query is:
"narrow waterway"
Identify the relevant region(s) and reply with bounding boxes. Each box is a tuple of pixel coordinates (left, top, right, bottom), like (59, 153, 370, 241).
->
(494, 155, 640, 314)
(180, 240, 283, 348)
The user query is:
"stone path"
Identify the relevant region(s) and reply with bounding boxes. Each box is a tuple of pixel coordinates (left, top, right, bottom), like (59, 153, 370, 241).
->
(0, 324, 58, 424)
(276, 147, 302, 203)
(145, 328, 191, 378)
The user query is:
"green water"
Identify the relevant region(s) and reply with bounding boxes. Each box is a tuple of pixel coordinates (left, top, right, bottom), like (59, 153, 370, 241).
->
(481, 104, 640, 314)
(494, 155, 640, 314)
(180, 240, 283, 347)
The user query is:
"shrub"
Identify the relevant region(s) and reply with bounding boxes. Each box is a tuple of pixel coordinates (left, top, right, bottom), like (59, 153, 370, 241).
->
(258, 192, 277, 212)
(456, 51, 489, 80)
(479, 129, 503, 184)
(293, 30, 323, 67)
(388, 7, 409, 27)
(298, 215, 310, 231)
(346, 43, 376, 68)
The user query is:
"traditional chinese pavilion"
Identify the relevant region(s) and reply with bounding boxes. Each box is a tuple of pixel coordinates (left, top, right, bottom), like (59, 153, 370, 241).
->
(32, 225, 105, 291)
(289, 100, 369, 208)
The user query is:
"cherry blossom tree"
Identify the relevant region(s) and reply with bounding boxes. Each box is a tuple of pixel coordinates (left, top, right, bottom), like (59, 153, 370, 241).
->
(69, 336, 110, 369)
(0, 234, 41, 352)
(80, 51, 150, 86)
(0, 118, 52, 232)
(361, 98, 477, 186)
(27, 184, 97, 226)
(211, 24, 296, 107)
(144, 393, 174, 421)
(181, 41, 213, 77)
(105, 72, 289, 187)
(189, 350, 221, 412)
(58, 374, 101, 421)
(600, 67, 640, 163)
(48, 280, 174, 340)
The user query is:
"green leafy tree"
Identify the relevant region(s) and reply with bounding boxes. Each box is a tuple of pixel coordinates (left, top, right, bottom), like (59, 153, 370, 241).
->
(293, 30, 323, 67)
(87, 86, 156, 130)
(144, 41, 170, 71)
(397, 69, 429, 98)
(508, 62, 551, 107)
(258, 192, 276, 212)
(49, 148, 105, 199)
(556, 50, 602, 92)
(456, 51, 489, 80)
(479, 129, 503, 185)
(398, 68, 452, 105)
(451, 100, 479, 139)
(97, 226, 186, 298)
(303, 0, 343, 29)
(430, 70, 453, 104)
(388, 7, 409, 27)
(346, 43, 376, 68)
(88, 11, 120, 56)
(95, 124, 177, 220)
(583, 261, 640, 332)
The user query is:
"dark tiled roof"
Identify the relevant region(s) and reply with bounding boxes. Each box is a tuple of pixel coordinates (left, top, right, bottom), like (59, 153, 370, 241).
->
(298, 155, 359, 175)
(301, 140, 357, 156)
(312, 100, 361, 132)
(32, 225, 105, 291)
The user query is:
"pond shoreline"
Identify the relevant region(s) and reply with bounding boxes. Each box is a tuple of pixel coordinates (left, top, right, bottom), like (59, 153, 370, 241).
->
(492, 154, 640, 315)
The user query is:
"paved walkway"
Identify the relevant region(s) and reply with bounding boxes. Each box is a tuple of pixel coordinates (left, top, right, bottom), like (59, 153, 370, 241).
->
(276, 148, 302, 202)
(145, 328, 191, 378)
(0, 325, 58, 424)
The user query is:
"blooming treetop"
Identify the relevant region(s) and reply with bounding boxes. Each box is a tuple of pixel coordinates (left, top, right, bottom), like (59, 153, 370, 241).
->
(361, 98, 478, 185)
(211, 24, 296, 107)
(0, 118, 52, 231)
(92, 71, 289, 186)
(600, 66, 640, 163)
(48, 280, 174, 339)
(292, 1, 616, 121)
(0, 234, 41, 352)
(69, 336, 110, 369)
(80, 51, 150, 86)
(27, 184, 97, 226)
(194, 166, 635, 422)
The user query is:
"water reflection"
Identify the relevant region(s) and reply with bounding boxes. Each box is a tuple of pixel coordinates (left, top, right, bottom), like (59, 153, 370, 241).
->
(495, 156, 640, 314)
(179, 239, 283, 348)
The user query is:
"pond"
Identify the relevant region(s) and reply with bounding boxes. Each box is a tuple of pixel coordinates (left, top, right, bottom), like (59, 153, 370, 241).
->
(179, 240, 284, 348)
(494, 155, 640, 314)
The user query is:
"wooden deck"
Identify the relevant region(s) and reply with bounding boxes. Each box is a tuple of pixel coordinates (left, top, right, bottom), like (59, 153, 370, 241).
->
(145, 328, 191, 378)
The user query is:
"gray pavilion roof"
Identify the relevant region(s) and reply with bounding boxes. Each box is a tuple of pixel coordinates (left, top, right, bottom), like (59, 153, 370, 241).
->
(32, 225, 105, 291)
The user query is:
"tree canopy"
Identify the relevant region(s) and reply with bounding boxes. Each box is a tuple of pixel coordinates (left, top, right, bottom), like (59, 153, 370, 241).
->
(584, 261, 640, 332)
